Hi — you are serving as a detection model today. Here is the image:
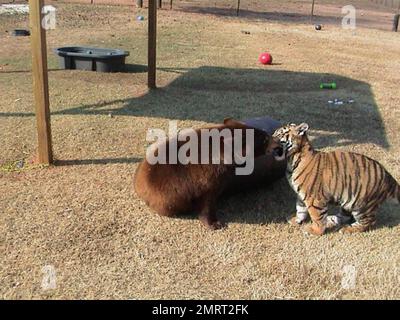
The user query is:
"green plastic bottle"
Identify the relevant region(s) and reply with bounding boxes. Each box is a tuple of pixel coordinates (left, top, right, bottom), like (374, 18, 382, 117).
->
(320, 82, 337, 89)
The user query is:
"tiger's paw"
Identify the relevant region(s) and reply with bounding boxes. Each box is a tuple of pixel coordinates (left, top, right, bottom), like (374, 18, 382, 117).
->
(303, 223, 326, 236)
(339, 223, 370, 234)
(288, 214, 309, 226)
(326, 215, 342, 229)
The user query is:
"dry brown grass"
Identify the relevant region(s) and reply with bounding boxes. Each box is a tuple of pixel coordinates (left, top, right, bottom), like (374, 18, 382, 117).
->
(0, 2, 399, 299)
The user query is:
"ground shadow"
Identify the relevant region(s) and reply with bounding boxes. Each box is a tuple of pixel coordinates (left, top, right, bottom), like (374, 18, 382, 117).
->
(29, 66, 387, 149)
(0, 66, 389, 155)
(0, 68, 64, 74)
(0, 64, 147, 75)
(179, 6, 395, 30)
(166, 179, 295, 226)
(220, 178, 296, 226)
(181, 6, 339, 24)
(123, 64, 148, 73)
(55, 157, 141, 166)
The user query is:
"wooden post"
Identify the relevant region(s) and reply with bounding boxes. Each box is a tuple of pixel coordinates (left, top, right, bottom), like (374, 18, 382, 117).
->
(393, 14, 400, 31)
(148, 0, 157, 89)
(170, 0, 173, 10)
(158, 0, 162, 9)
(29, 0, 53, 164)
(236, 0, 241, 16)
(311, 0, 315, 21)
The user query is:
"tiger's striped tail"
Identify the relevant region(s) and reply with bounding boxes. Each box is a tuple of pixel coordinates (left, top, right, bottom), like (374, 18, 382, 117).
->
(387, 173, 400, 205)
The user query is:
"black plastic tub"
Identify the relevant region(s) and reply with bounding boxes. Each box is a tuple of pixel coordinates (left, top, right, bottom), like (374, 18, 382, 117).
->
(54, 47, 130, 72)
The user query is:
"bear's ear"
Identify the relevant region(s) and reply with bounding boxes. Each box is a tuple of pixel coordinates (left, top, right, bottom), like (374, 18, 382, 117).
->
(223, 118, 246, 128)
(296, 123, 309, 136)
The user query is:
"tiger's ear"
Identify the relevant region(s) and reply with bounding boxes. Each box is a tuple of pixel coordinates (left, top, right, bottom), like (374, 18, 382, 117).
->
(296, 123, 309, 136)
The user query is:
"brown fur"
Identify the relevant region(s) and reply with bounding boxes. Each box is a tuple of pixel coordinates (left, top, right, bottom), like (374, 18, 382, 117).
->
(134, 118, 283, 230)
(272, 123, 400, 235)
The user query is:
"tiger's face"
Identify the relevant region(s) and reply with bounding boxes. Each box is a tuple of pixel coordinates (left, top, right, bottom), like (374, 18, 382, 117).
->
(272, 123, 309, 159)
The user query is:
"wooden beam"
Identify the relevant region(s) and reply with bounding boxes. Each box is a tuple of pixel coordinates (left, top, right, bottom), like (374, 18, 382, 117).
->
(29, 0, 53, 164)
(148, 0, 157, 89)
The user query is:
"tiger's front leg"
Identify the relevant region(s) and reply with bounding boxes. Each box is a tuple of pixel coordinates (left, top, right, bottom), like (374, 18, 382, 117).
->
(303, 200, 328, 236)
(288, 198, 310, 226)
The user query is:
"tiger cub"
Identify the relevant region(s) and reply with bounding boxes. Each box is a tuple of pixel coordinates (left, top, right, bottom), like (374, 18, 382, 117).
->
(271, 123, 399, 235)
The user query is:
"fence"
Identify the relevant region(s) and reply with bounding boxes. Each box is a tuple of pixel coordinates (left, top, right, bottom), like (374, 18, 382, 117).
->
(369, 0, 400, 10)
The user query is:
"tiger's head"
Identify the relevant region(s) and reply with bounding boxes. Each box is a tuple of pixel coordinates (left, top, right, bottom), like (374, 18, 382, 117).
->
(271, 123, 309, 159)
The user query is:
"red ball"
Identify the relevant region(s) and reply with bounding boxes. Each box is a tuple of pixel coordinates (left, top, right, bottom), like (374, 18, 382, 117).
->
(259, 52, 273, 65)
